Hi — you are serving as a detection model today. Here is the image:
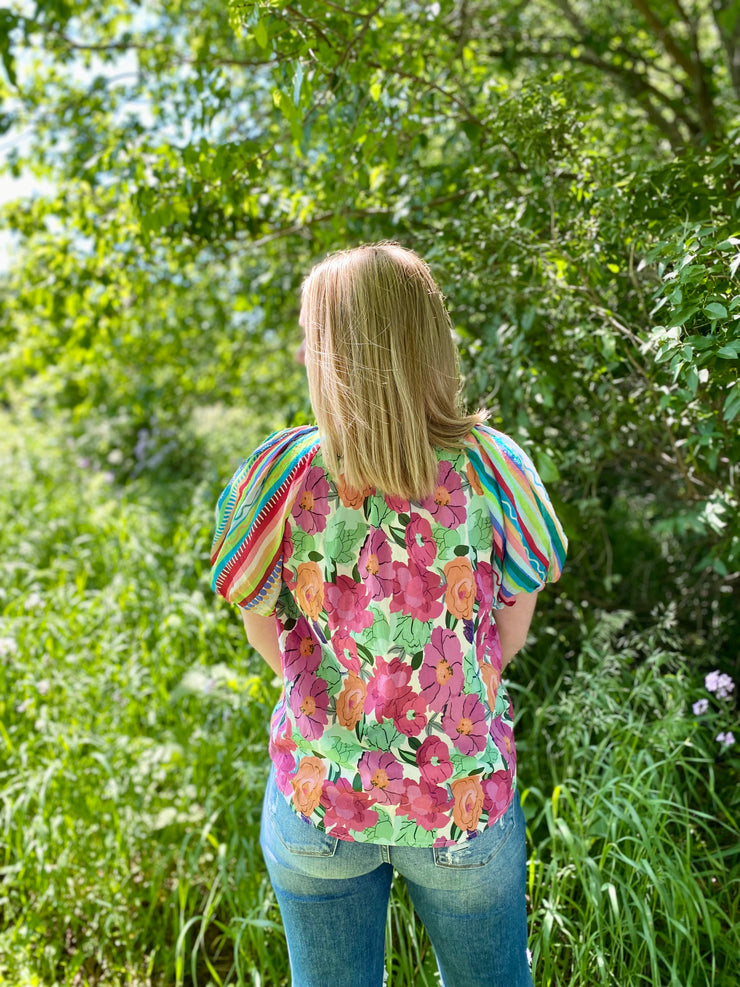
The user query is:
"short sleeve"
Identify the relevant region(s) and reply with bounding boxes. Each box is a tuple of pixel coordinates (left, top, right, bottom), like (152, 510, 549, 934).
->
(210, 426, 320, 614)
(467, 425, 568, 604)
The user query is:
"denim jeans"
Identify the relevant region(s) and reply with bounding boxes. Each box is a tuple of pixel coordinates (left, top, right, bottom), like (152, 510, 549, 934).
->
(259, 767, 534, 987)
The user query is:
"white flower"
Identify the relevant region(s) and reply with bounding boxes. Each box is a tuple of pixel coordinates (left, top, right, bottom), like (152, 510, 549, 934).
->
(704, 670, 721, 693)
(716, 731, 735, 748)
(36, 679, 50, 696)
(25, 592, 43, 610)
(715, 674, 735, 700)
(692, 698, 709, 715)
(0, 637, 18, 658)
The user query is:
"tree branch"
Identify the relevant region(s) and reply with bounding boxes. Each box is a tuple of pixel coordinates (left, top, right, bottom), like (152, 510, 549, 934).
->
(629, 0, 716, 136)
(487, 43, 697, 145)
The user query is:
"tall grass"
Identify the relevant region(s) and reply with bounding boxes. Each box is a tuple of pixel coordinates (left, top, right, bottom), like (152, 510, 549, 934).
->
(515, 613, 739, 986)
(0, 411, 737, 985)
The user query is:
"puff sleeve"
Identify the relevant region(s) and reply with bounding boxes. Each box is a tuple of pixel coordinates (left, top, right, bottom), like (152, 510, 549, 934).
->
(467, 424, 568, 605)
(210, 426, 320, 614)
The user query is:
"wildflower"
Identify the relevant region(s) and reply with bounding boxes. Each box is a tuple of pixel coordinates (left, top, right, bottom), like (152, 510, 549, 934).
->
(705, 670, 735, 697)
(692, 698, 709, 715)
(77, 456, 91, 469)
(0, 637, 18, 659)
(36, 679, 50, 696)
(25, 592, 43, 610)
(716, 731, 735, 748)
(715, 674, 735, 699)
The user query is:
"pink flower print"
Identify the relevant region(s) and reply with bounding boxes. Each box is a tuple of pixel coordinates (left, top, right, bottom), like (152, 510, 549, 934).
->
(282, 519, 294, 571)
(320, 778, 379, 838)
(283, 617, 322, 678)
(416, 735, 453, 786)
(481, 769, 513, 821)
(489, 716, 515, 760)
(289, 674, 329, 740)
(269, 716, 298, 795)
(405, 515, 437, 568)
(358, 750, 405, 804)
(419, 627, 464, 712)
(365, 656, 413, 720)
(325, 575, 373, 636)
(291, 466, 331, 535)
(443, 693, 489, 755)
(474, 561, 494, 613)
(359, 529, 394, 601)
(388, 688, 428, 737)
(331, 632, 361, 675)
(398, 778, 453, 831)
(386, 494, 410, 514)
(421, 461, 467, 529)
(390, 561, 444, 622)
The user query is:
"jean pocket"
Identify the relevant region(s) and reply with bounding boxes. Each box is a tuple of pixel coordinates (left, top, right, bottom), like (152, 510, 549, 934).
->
(432, 795, 517, 869)
(269, 779, 339, 858)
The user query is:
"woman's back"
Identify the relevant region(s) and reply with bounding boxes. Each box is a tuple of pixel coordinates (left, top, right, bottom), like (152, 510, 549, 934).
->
(212, 421, 565, 846)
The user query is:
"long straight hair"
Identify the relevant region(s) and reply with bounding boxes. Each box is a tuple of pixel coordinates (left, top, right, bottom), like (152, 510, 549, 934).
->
(301, 243, 485, 501)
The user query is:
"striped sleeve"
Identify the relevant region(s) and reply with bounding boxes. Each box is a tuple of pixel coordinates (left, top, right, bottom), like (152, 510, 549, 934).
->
(210, 426, 320, 614)
(467, 425, 567, 604)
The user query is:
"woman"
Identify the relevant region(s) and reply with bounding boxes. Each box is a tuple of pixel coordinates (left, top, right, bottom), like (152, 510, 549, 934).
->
(211, 243, 567, 986)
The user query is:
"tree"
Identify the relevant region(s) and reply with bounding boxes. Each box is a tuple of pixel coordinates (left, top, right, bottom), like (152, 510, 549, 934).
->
(1, 0, 738, 653)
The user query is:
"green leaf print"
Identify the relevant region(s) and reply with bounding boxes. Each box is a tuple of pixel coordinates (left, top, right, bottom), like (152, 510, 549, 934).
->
(434, 526, 462, 561)
(291, 528, 317, 559)
(393, 614, 433, 653)
(463, 650, 486, 700)
(366, 498, 392, 527)
(450, 748, 480, 776)
(277, 585, 301, 620)
(362, 810, 395, 843)
(362, 719, 403, 751)
(357, 607, 391, 652)
(468, 505, 493, 552)
(397, 820, 435, 847)
(317, 656, 343, 698)
(324, 518, 366, 564)
(321, 733, 365, 769)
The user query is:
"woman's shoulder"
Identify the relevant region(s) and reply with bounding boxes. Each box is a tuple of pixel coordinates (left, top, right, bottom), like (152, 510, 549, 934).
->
(250, 424, 320, 463)
(466, 423, 532, 469)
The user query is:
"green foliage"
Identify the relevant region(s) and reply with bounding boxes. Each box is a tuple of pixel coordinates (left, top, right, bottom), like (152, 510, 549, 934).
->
(1, 0, 737, 655)
(1, 416, 738, 985)
(1, 0, 740, 981)
(515, 610, 740, 985)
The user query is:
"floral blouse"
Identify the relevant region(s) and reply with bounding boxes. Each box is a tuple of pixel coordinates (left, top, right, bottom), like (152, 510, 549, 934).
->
(211, 424, 567, 847)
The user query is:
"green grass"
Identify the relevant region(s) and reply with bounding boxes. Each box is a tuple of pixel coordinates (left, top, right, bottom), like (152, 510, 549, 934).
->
(1, 410, 738, 986)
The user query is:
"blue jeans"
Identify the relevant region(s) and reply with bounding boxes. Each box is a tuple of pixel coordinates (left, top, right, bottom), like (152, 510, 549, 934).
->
(259, 768, 534, 987)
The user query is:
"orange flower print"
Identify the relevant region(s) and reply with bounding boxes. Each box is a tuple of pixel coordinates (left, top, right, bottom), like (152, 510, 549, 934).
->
(450, 776, 485, 831)
(466, 460, 484, 496)
(291, 756, 326, 815)
(336, 673, 367, 729)
(294, 562, 325, 619)
(443, 557, 476, 620)
(337, 474, 373, 509)
(479, 662, 500, 710)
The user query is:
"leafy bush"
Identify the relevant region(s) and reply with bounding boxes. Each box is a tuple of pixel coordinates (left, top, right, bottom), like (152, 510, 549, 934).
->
(1, 412, 737, 985)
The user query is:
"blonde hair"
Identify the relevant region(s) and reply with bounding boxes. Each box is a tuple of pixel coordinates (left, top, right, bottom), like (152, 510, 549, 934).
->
(301, 242, 485, 501)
